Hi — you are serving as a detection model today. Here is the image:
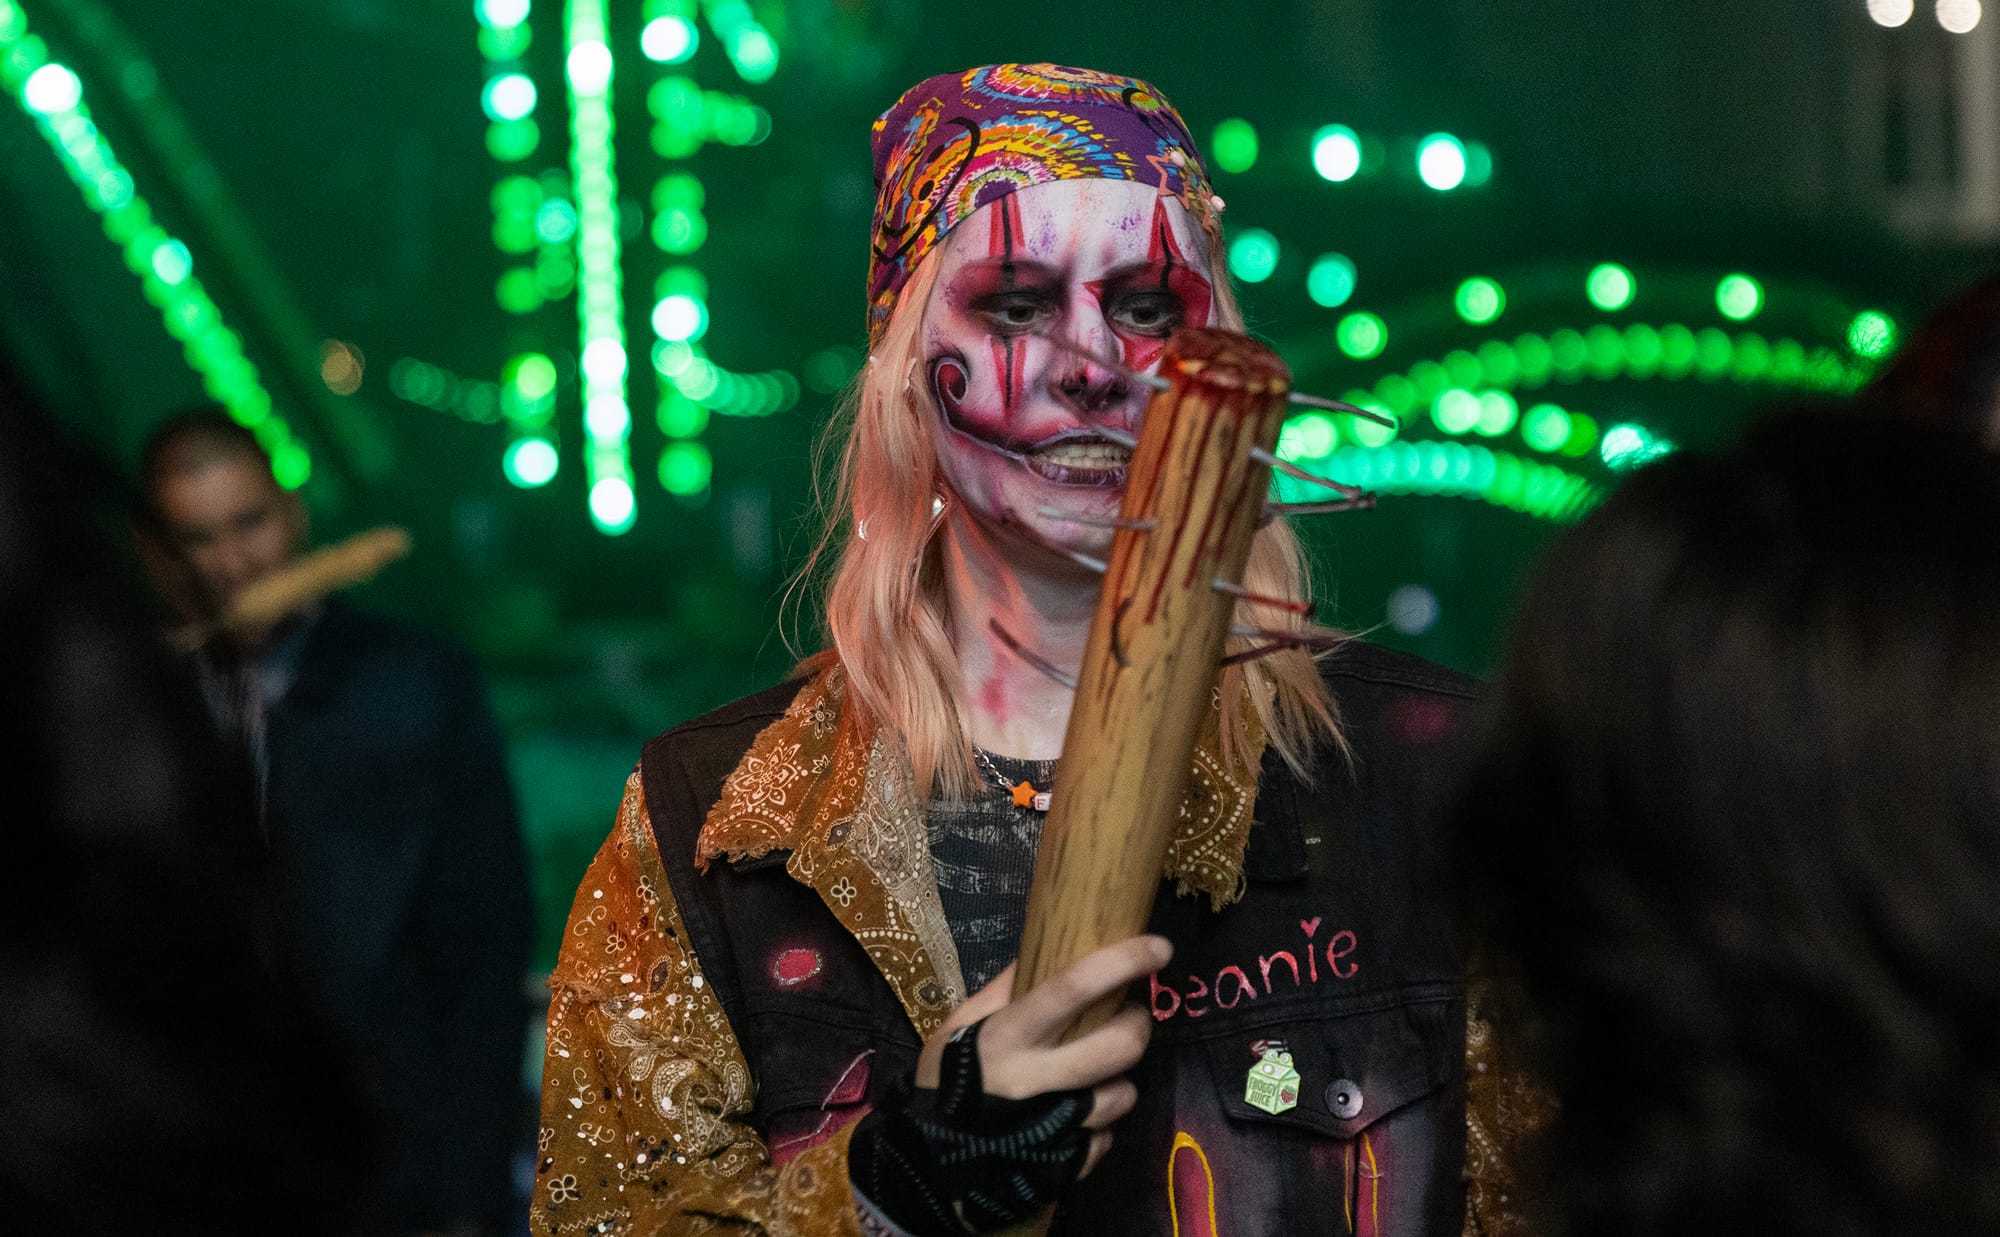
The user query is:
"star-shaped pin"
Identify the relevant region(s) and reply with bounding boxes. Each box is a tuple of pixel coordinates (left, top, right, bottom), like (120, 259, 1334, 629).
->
(1011, 780, 1039, 809)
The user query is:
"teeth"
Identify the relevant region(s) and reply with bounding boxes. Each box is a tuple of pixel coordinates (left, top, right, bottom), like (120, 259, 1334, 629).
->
(1034, 441, 1132, 468)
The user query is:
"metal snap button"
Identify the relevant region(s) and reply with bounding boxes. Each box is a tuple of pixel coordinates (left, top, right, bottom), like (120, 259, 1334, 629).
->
(1326, 1078, 1363, 1120)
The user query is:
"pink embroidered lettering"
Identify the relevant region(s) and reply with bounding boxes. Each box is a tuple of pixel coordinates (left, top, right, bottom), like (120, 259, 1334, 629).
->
(1147, 917, 1361, 1021)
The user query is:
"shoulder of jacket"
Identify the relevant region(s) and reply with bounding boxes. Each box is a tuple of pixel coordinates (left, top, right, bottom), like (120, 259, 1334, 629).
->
(1321, 639, 1483, 702)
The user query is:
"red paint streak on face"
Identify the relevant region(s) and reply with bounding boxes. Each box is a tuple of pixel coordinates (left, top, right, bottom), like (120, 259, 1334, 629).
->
(975, 669, 1010, 724)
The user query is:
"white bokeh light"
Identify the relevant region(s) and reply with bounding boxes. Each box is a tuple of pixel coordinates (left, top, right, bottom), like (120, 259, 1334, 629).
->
(1937, 0, 1982, 32)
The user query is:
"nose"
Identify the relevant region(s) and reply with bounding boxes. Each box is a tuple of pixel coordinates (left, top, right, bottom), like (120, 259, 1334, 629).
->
(1053, 363, 1135, 415)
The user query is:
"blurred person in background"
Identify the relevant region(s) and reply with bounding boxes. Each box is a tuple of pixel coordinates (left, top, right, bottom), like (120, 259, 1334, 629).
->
(534, 64, 1489, 1237)
(139, 408, 534, 1237)
(0, 357, 376, 1235)
(1448, 408, 2000, 1235)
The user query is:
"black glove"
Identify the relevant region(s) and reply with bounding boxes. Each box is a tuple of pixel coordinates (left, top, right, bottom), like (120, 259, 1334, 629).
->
(848, 1018, 1095, 1235)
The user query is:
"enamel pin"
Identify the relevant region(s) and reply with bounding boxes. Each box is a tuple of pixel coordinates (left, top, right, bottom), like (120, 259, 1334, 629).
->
(1244, 1040, 1301, 1115)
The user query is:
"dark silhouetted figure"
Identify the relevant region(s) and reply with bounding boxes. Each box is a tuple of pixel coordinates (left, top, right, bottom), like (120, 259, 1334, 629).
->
(1450, 410, 2000, 1236)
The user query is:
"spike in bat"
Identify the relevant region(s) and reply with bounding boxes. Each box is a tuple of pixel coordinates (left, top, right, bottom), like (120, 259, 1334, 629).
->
(1032, 329, 1172, 393)
(1248, 447, 1374, 500)
(1263, 494, 1378, 521)
(1211, 577, 1314, 615)
(1287, 390, 1399, 429)
(990, 619, 1080, 690)
(997, 508, 1109, 574)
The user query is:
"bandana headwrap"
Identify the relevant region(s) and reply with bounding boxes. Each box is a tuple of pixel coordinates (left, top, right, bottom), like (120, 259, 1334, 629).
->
(866, 63, 1221, 346)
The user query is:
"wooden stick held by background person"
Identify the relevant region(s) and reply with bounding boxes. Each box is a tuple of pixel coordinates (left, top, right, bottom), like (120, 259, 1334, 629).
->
(1012, 327, 1293, 1033)
(169, 525, 411, 651)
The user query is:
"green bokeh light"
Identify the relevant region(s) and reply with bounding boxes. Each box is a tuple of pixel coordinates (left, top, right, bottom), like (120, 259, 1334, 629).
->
(588, 476, 636, 532)
(1521, 403, 1571, 453)
(658, 441, 713, 495)
(1307, 253, 1357, 308)
(482, 72, 537, 122)
(1337, 312, 1387, 360)
(1455, 277, 1505, 325)
(1586, 263, 1635, 311)
(1227, 228, 1279, 283)
(1416, 133, 1466, 190)
(641, 15, 697, 63)
(1716, 274, 1763, 321)
(1848, 310, 1896, 359)
(504, 437, 559, 487)
(486, 117, 540, 161)
(1211, 118, 1258, 174)
(1311, 124, 1361, 181)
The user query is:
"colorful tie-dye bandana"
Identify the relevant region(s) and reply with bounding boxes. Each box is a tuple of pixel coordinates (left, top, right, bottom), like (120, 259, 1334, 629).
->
(867, 63, 1220, 345)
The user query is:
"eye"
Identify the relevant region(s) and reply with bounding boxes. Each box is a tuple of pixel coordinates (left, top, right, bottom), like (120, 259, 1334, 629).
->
(1109, 292, 1185, 337)
(974, 291, 1054, 334)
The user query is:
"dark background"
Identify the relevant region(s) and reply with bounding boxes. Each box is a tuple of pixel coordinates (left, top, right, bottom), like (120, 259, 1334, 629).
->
(3, 0, 1994, 965)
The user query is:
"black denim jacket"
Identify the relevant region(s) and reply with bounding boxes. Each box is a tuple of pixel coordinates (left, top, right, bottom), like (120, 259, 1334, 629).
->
(639, 641, 1478, 1237)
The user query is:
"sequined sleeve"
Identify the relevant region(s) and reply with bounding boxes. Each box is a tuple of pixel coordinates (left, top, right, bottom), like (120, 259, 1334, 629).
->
(531, 774, 865, 1237)
(1460, 985, 1553, 1237)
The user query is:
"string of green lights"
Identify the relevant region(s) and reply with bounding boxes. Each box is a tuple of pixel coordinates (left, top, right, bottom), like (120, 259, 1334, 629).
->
(0, 0, 310, 487)
(565, 0, 636, 534)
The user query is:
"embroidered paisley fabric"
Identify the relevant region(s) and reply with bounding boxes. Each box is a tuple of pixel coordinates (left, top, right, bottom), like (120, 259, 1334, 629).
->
(531, 776, 865, 1237)
(532, 671, 1540, 1236)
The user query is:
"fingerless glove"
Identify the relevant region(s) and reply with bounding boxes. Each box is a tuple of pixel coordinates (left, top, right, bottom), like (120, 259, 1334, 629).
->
(848, 1019, 1094, 1235)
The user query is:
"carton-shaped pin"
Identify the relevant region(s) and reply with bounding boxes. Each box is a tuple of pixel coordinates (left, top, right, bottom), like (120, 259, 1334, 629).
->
(1244, 1047, 1301, 1115)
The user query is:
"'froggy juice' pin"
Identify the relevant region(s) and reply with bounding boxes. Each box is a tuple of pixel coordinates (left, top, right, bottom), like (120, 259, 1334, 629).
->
(1244, 1042, 1301, 1115)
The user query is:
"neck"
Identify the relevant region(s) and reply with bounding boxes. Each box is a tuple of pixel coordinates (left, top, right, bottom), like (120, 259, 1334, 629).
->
(939, 509, 1099, 761)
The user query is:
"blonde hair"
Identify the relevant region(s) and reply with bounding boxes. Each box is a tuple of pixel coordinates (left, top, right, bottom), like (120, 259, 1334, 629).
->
(790, 237, 1343, 801)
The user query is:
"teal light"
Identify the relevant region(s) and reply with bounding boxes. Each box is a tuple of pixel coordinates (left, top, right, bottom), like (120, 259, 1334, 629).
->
(477, 0, 531, 29)
(1311, 124, 1361, 181)
(1337, 312, 1387, 360)
(1586, 263, 1635, 311)
(1416, 133, 1467, 190)
(1600, 423, 1649, 467)
(651, 292, 708, 342)
(504, 437, 559, 487)
(149, 238, 192, 285)
(1211, 118, 1258, 174)
(22, 61, 79, 114)
(1848, 310, 1896, 359)
(1455, 277, 1505, 325)
(1716, 274, 1763, 322)
(589, 476, 636, 530)
(1227, 228, 1280, 283)
(1307, 253, 1357, 308)
(1521, 403, 1571, 453)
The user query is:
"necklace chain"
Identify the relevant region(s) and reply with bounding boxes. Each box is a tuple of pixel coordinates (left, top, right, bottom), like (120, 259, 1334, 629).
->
(971, 746, 1053, 812)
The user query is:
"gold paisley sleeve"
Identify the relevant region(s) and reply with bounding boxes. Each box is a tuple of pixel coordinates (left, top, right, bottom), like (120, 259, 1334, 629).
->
(531, 773, 864, 1237)
(1460, 984, 1554, 1237)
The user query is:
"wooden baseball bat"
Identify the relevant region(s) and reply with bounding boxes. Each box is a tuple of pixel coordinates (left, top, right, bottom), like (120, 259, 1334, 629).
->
(1012, 327, 1292, 1026)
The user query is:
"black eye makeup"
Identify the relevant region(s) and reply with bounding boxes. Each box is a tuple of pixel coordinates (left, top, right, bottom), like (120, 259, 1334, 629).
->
(1105, 290, 1185, 337)
(973, 289, 1058, 335)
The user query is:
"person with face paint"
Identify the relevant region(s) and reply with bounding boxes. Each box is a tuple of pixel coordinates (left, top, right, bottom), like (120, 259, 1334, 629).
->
(533, 65, 1497, 1237)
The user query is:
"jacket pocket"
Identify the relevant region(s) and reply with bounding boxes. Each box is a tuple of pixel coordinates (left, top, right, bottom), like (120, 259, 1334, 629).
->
(1200, 991, 1460, 1139)
(1185, 991, 1465, 1236)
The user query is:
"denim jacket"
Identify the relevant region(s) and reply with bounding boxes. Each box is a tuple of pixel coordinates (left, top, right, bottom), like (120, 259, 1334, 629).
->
(531, 643, 1506, 1237)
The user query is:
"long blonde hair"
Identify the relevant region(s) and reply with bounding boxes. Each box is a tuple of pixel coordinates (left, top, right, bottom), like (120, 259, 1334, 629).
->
(790, 238, 1343, 801)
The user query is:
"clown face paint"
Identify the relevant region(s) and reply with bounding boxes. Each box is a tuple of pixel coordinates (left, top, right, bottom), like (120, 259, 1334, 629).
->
(920, 178, 1214, 548)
